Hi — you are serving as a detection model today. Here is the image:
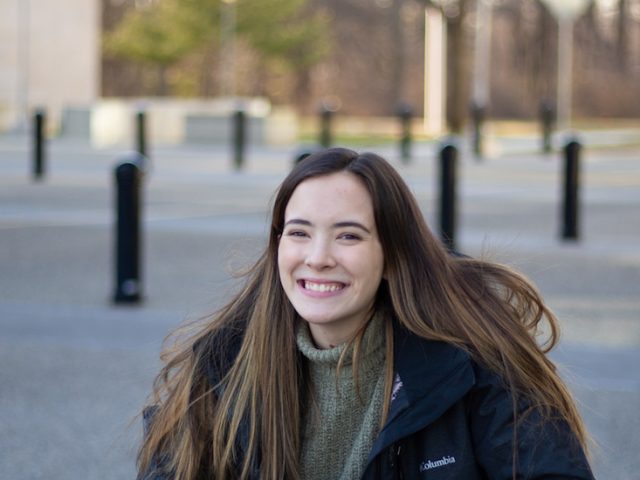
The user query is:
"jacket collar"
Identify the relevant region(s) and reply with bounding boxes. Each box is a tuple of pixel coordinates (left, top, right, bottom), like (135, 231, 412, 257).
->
(203, 321, 476, 422)
(367, 324, 476, 461)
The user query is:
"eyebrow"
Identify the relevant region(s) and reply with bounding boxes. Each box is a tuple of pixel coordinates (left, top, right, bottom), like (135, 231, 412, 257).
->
(283, 218, 372, 234)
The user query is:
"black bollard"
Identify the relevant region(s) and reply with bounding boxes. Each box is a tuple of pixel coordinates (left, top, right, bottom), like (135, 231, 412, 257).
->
(439, 143, 458, 251)
(293, 147, 316, 168)
(561, 140, 581, 241)
(136, 110, 147, 159)
(232, 109, 246, 170)
(32, 109, 46, 181)
(397, 103, 413, 163)
(113, 158, 143, 303)
(540, 100, 555, 154)
(319, 102, 337, 148)
(470, 102, 486, 159)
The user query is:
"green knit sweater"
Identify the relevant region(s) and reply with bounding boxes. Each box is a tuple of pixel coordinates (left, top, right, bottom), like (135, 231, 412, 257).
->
(296, 314, 386, 480)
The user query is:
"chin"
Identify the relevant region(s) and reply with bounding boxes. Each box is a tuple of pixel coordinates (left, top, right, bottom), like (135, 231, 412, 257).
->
(299, 314, 336, 325)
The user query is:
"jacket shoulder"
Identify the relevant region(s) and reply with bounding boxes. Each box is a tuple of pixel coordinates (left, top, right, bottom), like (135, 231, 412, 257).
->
(466, 362, 594, 479)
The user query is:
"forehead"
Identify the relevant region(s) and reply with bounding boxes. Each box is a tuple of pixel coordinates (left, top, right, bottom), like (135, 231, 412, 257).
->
(284, 172, 374, 219)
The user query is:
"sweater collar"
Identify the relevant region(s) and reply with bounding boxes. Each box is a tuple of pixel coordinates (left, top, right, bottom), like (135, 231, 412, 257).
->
(295, 312, 385, 368)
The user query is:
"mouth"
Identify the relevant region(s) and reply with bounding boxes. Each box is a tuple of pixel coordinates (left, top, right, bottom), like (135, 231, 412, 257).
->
(298, 280, 346, 293)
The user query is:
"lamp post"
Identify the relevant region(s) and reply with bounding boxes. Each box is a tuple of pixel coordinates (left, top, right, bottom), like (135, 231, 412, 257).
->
(472, 0, 492, 110)
(470, 0, 493, 157)
(539, 0, 590, 133)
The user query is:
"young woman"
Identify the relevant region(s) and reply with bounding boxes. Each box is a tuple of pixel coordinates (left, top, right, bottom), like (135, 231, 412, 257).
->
(137, 148, 594, 479)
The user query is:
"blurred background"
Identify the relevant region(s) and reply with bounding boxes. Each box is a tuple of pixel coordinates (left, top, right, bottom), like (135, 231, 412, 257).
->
(2, 0, 640, 141)
(1, 0, 639, 479)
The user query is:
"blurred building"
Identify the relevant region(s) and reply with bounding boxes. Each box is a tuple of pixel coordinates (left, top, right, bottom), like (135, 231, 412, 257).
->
(0, 0, 101, 132)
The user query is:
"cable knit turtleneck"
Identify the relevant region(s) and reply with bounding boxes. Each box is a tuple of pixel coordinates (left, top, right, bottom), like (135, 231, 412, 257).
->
(296, 313, 386, 480)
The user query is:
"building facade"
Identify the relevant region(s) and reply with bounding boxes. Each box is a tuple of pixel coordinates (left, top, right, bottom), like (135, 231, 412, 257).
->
(0, 0, 100, 132)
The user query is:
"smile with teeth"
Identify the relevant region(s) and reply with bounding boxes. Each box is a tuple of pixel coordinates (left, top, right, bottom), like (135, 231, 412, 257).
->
(301, 280, 345, 292)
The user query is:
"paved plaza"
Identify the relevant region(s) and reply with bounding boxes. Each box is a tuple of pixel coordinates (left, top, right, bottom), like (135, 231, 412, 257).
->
(1, 131, 639, 478)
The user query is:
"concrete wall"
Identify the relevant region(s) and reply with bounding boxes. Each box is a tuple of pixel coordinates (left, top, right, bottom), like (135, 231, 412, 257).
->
(64, 97, 298, 148)
(0, 0, 100, 132)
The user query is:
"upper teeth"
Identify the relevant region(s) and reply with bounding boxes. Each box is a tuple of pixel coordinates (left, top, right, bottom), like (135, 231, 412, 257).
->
(305, 281, 342, 292)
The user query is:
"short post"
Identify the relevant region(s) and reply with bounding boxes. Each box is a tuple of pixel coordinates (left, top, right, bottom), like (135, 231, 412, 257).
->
(113, 157, 143, 304)
(32, 109, 46, 181)
(540, 100, 555, 154)
(136, 110, 147, 159)
(397, 103, 413, 163)
(561, 140, 581, 241)
(439, 143, 458, 251)
(232, 109, 246, 170)
(293, 147, 316, 167)
(319, 101, 337, 148)
(470, 102, 486, 159)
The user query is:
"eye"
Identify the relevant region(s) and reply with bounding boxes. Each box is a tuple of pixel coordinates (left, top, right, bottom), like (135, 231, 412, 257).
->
(338, 232, 362, 241)
(284, 229, 308, 238)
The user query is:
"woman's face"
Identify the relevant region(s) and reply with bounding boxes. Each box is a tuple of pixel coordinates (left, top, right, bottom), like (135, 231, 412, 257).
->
(277, 172, 384, 349)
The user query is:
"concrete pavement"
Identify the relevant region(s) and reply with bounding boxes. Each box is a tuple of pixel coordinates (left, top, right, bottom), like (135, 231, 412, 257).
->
(1, 132, 639, 478)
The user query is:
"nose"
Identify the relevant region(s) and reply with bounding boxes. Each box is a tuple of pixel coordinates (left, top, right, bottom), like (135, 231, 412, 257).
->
(304, 238, 336, 270)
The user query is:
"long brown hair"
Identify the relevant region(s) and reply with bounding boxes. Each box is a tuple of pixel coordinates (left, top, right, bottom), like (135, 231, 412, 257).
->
(137, 148, 589, 479)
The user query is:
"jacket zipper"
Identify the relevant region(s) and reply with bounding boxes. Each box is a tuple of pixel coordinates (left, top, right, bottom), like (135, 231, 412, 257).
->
(388, 443, 403, 479)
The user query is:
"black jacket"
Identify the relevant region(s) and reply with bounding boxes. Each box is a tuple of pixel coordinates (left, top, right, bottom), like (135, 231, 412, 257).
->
(140, 324, 594, 479)
(360, 326, 594, 479)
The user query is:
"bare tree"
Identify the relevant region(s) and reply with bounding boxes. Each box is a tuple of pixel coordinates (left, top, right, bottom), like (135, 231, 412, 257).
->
(390, 0, 408, 111)
(617, 0, 629, 70)
(101, 0, 640, 118)
(444, 0, 473, 132)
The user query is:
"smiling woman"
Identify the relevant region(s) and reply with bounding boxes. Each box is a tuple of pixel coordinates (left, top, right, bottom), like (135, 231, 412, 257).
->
(137, 148, 595, 480)
(278, 172, 385, 349)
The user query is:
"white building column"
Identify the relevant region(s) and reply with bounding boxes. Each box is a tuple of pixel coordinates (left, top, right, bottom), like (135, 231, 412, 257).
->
(423, 6, 446, 136)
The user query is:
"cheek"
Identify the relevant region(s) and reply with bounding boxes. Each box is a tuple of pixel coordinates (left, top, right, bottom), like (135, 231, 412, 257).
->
(277, 242, 295, 278)
(346, 252, 384, 286)
(366, 250, 385, 286)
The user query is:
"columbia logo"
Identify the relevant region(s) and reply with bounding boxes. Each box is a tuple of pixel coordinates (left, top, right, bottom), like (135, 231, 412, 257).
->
(391, 373, 404, 401)
(420, 455, 456, 472)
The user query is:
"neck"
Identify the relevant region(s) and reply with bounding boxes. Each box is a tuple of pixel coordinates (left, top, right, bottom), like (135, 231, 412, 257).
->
(306, 310, 376, 349)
